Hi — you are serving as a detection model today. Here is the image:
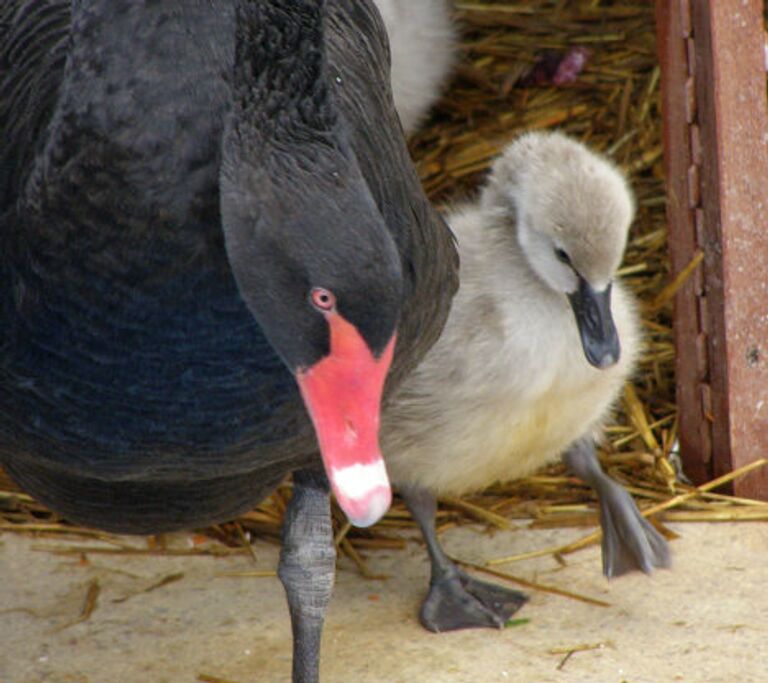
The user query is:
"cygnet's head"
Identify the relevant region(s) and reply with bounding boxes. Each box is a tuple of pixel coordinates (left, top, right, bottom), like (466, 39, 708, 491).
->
(481, 131, 635, 369)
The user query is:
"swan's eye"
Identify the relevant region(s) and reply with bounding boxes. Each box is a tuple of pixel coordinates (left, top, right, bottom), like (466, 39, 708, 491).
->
(310, 287, 336, 312)
(554, 248, 572, 266)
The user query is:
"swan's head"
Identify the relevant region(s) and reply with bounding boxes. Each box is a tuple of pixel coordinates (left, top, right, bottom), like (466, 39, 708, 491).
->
(215, 4, 419, 531)
(482, 131, 635, 369)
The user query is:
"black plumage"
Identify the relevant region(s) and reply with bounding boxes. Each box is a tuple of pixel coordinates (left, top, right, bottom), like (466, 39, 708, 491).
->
(1, 2, 458, 679)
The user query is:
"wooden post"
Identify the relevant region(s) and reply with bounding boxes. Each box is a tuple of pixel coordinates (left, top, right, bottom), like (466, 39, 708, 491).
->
(656, 0, 768, 498)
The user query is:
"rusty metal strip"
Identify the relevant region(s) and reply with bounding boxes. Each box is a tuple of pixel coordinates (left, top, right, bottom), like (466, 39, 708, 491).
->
(656, 0, 768, 498)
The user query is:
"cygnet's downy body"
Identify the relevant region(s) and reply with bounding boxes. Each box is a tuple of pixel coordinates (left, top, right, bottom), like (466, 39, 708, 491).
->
(382, 131, 671, 632)
(385, 131, 635, 492)
(372, 0, 456, 134)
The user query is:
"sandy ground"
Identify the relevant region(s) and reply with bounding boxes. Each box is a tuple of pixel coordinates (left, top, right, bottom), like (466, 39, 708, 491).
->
(1, 521, 766, 683)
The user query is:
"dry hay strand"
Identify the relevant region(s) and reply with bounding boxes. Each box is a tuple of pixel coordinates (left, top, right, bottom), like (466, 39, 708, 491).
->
(1, 1, 767, 589)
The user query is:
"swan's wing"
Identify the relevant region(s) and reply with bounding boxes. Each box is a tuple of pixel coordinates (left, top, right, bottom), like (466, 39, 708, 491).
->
(0, 1, 70, 213)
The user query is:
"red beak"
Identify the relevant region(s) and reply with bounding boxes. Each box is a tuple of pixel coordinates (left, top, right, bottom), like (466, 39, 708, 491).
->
(296, 312, 395, 527)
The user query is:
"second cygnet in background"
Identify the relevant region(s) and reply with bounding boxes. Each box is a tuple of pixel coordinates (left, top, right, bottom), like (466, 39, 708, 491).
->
(373, 0, 457, 134)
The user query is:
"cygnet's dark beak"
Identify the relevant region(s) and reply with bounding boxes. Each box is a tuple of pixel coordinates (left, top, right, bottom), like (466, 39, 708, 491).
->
(568, 278, 620, 369)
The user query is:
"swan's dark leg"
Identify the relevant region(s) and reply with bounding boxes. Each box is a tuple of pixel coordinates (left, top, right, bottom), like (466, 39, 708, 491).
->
(402, 487, 527, 632)
(563, 437, 671, 577)
(278, 468, 336, 683)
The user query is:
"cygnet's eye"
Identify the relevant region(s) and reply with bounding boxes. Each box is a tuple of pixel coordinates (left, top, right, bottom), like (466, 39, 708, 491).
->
(310, 287, 336, 312)
(554, 247, 572, 266)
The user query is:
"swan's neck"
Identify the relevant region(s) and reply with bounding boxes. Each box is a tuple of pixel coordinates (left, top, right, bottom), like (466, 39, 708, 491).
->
(231, 0, 336, 148)
(222, 0, 348, 220)
(221, 0, 365, 249)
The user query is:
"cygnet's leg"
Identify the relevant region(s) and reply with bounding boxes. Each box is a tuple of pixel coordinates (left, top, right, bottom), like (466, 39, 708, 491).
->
(278, 468, 336, 683)
(563, 437, 671, 577)
(402, 486, 527, 632)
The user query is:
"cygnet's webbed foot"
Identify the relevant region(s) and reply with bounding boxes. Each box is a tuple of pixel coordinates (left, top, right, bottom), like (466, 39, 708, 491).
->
(421, 566, 528, 633)
(400, 486, 527, 633)
(596, 478, 671, 577)
(563, 438, 671, 578)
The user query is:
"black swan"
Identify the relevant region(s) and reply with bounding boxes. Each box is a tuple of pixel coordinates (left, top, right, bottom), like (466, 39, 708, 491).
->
(0, 1, 458, 680)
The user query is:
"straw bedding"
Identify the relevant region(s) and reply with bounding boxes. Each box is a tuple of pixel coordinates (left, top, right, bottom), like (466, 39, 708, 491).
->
(2, 1, 766, 582)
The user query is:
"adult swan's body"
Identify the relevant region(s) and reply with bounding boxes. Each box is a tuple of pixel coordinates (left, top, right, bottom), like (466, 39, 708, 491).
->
(0, 1, 458, 680)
